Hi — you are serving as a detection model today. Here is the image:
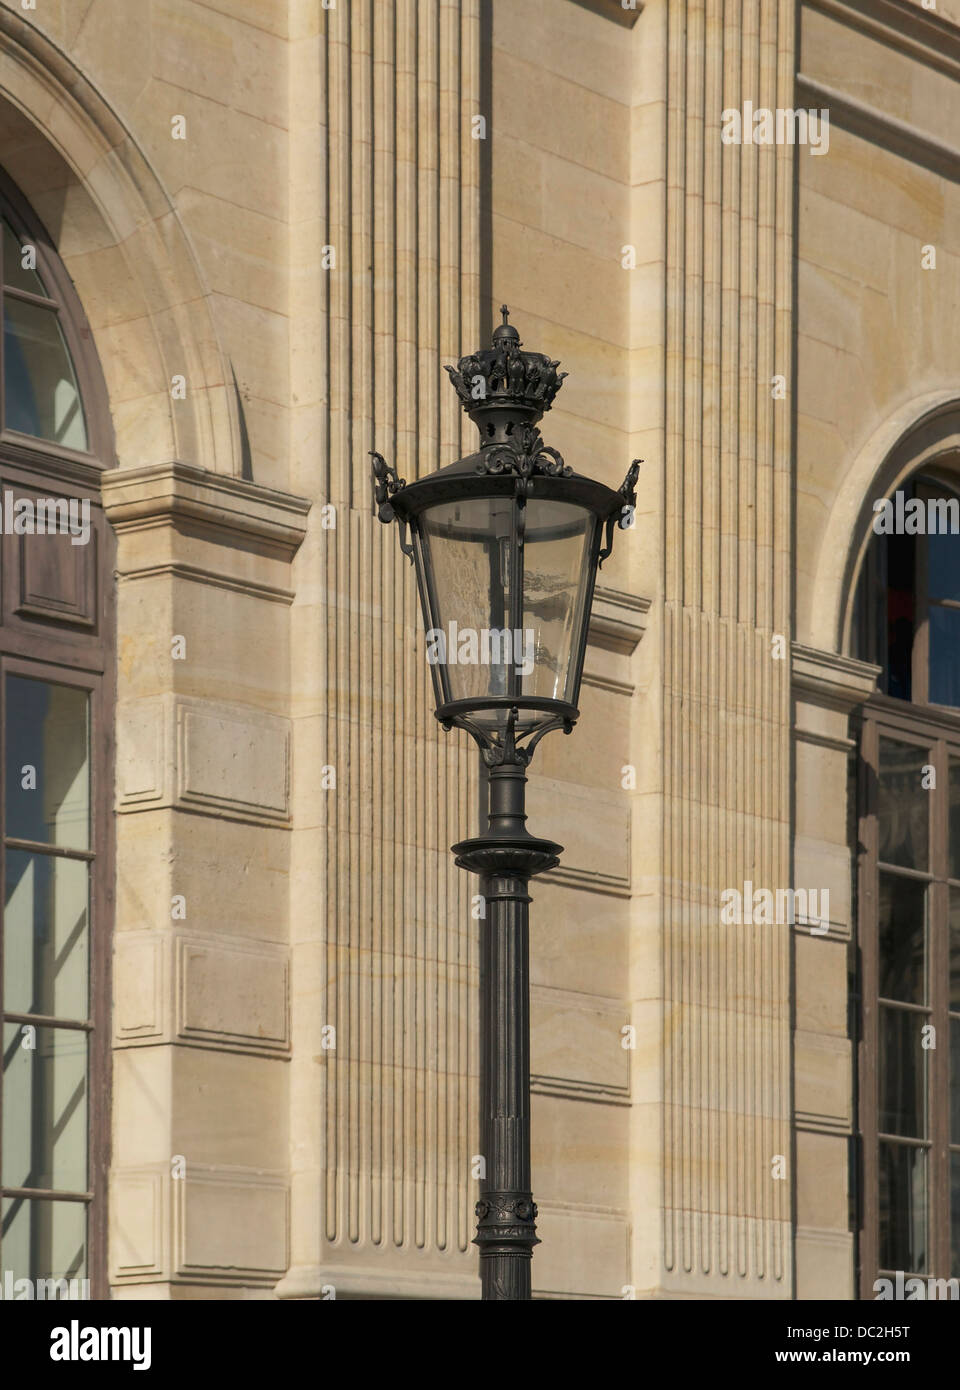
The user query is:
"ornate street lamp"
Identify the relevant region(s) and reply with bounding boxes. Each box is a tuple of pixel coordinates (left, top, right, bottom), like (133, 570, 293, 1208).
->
(372, 307, 638, 1301)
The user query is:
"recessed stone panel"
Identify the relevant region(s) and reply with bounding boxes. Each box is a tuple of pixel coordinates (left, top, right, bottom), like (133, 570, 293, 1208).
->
(177, 699, 290, 823)
(111, 1170, 165, 1278)
(176, 935, 289, 1053)
(115, 932, 165, 1040)
(175, 1169, 288, 1281)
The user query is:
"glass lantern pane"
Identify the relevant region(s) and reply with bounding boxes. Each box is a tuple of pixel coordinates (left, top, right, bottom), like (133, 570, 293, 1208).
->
(418, 496, 518, 724)
(417, 494, 598, 732)
(521, 498, 595, 707)
(4, 297, 87, 450)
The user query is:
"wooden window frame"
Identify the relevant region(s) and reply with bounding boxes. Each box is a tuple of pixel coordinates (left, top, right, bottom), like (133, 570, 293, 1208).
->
(0, 168, 115, 1298)
(857, 693, 960, 1296)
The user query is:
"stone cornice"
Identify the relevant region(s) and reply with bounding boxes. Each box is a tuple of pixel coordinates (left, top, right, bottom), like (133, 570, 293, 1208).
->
(796, 74, 960, 181)
(588, 587, 650, 655)
(791, 642, 880, 712)
(101, 462, 311, 559)
(806, 0, 960, 82)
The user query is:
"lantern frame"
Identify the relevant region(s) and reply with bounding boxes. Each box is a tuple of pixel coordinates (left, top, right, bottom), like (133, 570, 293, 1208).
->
(372, 317, 638, 757)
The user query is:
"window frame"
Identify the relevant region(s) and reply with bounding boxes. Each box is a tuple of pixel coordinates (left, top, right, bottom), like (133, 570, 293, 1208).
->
(854, 473, 960, 710)
(0, 170, 114, 1298)
(0, 168, 113, 470)
(857, 693, 960, 1295)
(0, 657, 111, 1291)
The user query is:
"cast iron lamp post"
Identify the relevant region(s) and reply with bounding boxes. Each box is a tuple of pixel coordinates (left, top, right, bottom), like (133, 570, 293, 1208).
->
(372, 307, 638, 1301)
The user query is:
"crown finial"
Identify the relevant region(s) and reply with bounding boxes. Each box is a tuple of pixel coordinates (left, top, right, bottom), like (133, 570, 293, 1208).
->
(443, 307, 567, 442)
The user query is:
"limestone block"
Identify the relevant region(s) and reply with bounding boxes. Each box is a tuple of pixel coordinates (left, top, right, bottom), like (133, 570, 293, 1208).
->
(532, 1093, 629, 1210)
(174, 1168, 288, 1282)
(527, 775, 630, 891)
(532, 876, 630, 999)
(792, 837, 852, 931)
(795, 934, 850, 1038)
(531, 984, 631, 1103)
(493, 0, 635, 104)
(171, 1047, 287, 1170)
(794, 1031, 852, 1133)
(491, 47, 630, 183)
(533, 1205, 630, 1299)
(796, 1129, 850, 1231)
(795, 1229, 855, 1301)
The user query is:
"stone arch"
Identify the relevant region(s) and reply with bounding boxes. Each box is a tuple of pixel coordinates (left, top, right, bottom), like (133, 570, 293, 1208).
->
(806, 391, 960, 656)
(0, 8, 241, 474)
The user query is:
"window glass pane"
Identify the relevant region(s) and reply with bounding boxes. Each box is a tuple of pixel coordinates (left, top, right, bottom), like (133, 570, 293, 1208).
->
(880, 1006, 927, 1138)
(3, 852, 89, 1019)
(928, 518, 960, 600)
(885, 529, 915, 701)
(878, 1142, 927, 1273)
(2, 1023, 87, 1192)
(878, 738, 929, 869)
(1, 1197, 86, 1286)
(2, 220, 47, 297)
(878, 874, 927, 1005)
(928, 605, 960, 709)
(4, 297, 87, 450)
(5, 677, 89, 850)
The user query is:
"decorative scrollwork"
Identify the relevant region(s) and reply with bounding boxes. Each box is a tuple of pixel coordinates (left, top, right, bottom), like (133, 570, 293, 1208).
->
(370, 450, 406, 521)
(476, 424, 571, 481)
(370, 450, 414, 562)
(473, 1189, 541, 1253)
(447, 705, 574, 767)
(598, 457, 642, 568)
(474, 1194, 539, 1226)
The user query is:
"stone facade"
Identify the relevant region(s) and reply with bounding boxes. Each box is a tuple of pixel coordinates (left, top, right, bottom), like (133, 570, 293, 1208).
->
(0, 0, 956, 1299)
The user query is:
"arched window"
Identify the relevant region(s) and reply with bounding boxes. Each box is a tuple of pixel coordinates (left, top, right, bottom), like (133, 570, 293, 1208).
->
(0, 171, 113, 1298)
(852, 469, 960, 1294)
